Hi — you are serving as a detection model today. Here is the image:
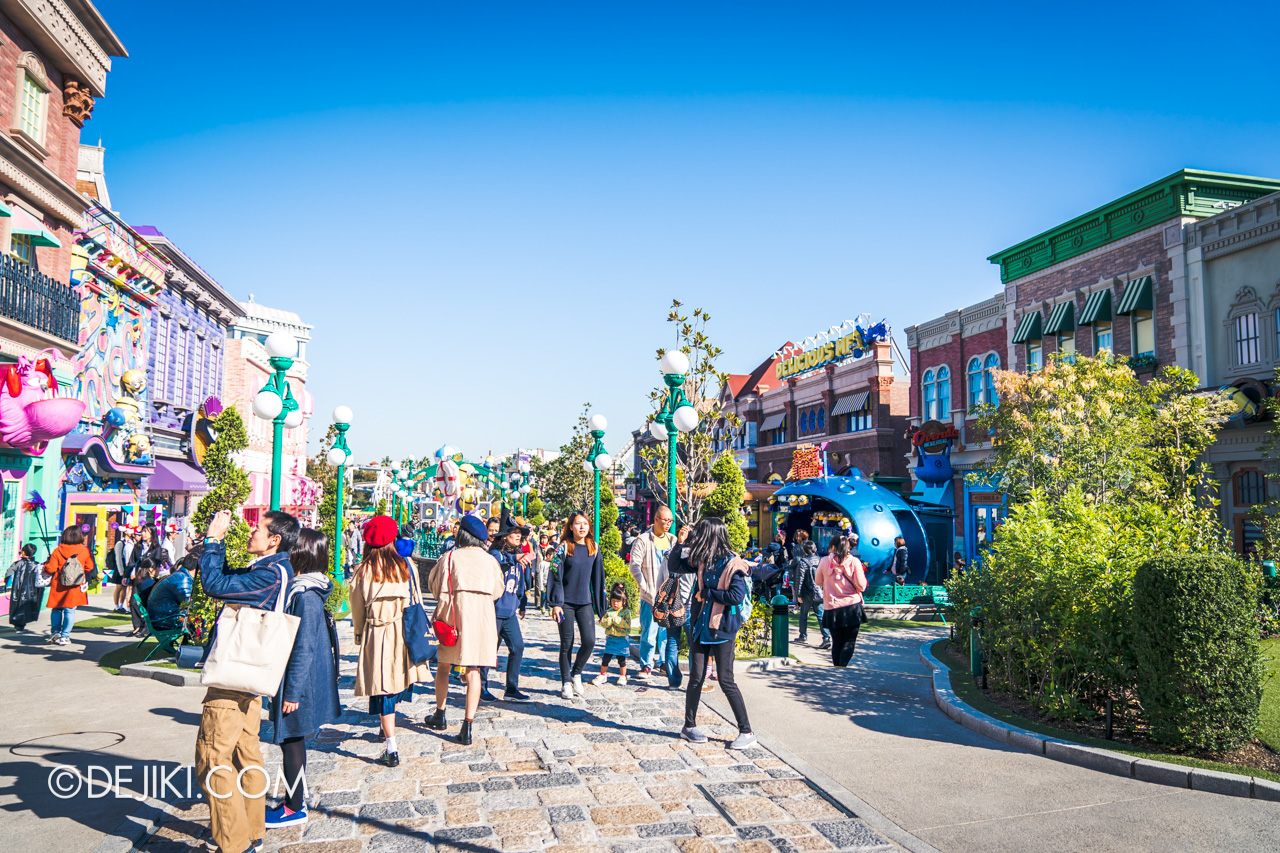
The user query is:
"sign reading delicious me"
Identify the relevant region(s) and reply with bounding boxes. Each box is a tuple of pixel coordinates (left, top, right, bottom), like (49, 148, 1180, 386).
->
(775, 319, 891, 380)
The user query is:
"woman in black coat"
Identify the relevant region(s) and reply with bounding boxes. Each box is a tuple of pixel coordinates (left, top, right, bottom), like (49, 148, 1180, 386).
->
(265, 529, 341, 828)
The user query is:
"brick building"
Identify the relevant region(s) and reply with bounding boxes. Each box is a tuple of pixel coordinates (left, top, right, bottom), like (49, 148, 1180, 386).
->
(904, 293, 1007, 561)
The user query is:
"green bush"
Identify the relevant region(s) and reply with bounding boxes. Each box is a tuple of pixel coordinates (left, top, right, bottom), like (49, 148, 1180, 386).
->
(735, 594, 771, 658)
(326, 577, 349, 616)
(701, 451, 749, 554)
(1133, 554, 1263, 751)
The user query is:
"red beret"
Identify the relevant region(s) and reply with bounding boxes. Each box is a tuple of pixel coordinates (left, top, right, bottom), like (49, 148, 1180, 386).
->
(363, 515, 398, 548)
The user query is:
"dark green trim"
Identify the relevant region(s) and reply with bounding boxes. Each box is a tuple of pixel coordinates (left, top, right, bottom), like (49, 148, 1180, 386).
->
(1117, 276, 1153, 315)
(1011, 311, 1042, 343)
(1045, 300, 1075, 334)
(1079, 288, 1112, 325)
(988, 169, 1280, 283)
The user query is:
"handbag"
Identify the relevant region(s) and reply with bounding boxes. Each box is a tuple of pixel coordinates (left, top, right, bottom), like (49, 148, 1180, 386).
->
(200, 565, 300, 696)
(403, 559, 435, 664)
(431, 553, 458, 647)
(59, 554, 86, 587)
(654, 575, 687, 628)
(35, 563, 52, 588)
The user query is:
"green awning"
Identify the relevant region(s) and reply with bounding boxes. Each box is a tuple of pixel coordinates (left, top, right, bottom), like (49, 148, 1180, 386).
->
(1011, 310, 1043, 343)
(10, 207, 59, 247)
(1045, 300, 1075, 334)
(1079, 288, 1112, 324)
(1117, 275, 1153, 315)
(0, 201, 11, 217)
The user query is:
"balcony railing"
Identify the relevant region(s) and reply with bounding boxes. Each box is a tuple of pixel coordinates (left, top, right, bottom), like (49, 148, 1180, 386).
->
(0, 255, 80, 344)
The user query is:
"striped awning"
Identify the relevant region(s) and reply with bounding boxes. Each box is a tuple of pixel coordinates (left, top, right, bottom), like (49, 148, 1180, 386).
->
(1117, 275, 1153, 315)
(1079, 288, 1112, 324)
(760, 412, 787, 431)
(1011, 310, 1043, 343)
(831, 391, 870, 416)
(1045, 300, 1075, 334)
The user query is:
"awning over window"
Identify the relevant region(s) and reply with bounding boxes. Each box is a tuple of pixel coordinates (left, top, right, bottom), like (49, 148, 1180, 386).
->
(0, 200, 12, 217)
(831, 392, 870, 417)
(1117, 275, 1153, 315)
(760, 412, 787, 431)
(1045, 300, 1075, 335)
(148, 459, 209, 493)
(1011, 310, 1043, 343)
(1079, 288, 1112, 324)
(9, 206, 60, 247)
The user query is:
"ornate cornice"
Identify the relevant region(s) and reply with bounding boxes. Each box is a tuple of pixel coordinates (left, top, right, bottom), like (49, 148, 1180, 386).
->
(0, 0, 115, 96)
(0, 134, 86, 227)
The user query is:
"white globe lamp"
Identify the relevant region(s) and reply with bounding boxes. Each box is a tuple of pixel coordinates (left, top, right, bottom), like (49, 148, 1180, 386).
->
(659, 350, 689, 377)
(673, 405, 700, 433)
(582, 459, 594, 473)
(332, 405, 353, 425)
(520, 484, 531, 494)
(518, 461, 530, 474)
(594, 452, 611, 471)
(326, 447, 347, 466)
(264, 331, 298, 360)
(587, 414, 608, 432)
(283, 408, 304, 429)
(252, 390, 282, 420)
(649, 420, 669, 441)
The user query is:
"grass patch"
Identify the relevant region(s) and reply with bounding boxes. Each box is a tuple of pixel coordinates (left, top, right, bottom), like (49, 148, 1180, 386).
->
(76, 612, 133, 630)
(1260, 637, 1280, 753)
(98, 641, 191, 675)
(930, 638, 1280, 784)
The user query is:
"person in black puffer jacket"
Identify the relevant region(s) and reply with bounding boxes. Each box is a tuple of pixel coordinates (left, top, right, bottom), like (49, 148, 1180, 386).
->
(794, 540, 828, 649)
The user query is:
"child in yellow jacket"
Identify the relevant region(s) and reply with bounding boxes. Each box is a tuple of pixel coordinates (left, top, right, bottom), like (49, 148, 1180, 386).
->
(592, 582, 633, 685)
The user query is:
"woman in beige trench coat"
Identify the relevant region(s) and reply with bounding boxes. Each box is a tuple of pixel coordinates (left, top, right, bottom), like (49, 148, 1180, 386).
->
(423, 515, 503, 745)
(350, 516, 432, 767)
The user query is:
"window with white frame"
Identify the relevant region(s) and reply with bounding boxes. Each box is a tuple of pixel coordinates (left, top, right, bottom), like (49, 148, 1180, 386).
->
(1026, 342, 1042, 372)
(9, 233, 33, 266)
(19, 73, 44, 141)
(1235, 312, 1260, 365)
(1058, 332, 1076, 362)
(154, 315, 168, 399)
(847, 401, 871, 432)
(967, 358, 983, 410)
(922, 366, 950, 421)
(982, 353, 999, 405)
(1094, 321, 1112, 355)
(1132, 310, 1154, 358)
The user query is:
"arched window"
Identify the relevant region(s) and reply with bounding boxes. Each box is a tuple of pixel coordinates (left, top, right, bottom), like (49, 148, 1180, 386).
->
(817, 407, 826, 431)
(983, 353, 1001, 405)
(922, 369, 935, 420)
(935, 366, 950, 420)
(967, 357, 983, 410)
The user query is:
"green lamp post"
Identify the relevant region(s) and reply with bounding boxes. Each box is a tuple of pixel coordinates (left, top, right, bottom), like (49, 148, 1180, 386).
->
(325, 406, 354, 578)
(517, 458, 531, 516)
(250, 331, 302, 512)
(652, 350, 700, 528)
(587, 414, 610, 541)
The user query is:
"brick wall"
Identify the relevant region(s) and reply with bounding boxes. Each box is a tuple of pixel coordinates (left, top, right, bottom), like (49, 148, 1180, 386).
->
(910, 322, 1008, 424)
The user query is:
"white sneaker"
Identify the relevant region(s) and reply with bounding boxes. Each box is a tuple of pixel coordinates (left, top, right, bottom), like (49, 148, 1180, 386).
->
(571, 674, 585, 696)
(618, 675, 628, 686)
(561, 682, 575, 700)
(589, 673, 606, 685)
(729, 732, 758, 750)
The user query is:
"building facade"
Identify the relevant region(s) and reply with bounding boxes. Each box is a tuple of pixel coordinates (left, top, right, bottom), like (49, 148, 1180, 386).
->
(224, 297, 317, 526)
(132, 224, 241, 526)
(1183, 191, 1280, 552)
(904, 293, 1007, 562)
(0, 1, 125, 561)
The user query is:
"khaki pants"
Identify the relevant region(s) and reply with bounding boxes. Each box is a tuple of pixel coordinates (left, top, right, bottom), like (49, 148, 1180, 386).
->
(195, 688, 266, 853)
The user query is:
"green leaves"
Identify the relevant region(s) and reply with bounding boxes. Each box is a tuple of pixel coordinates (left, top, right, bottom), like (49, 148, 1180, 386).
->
(701, 451, 749, 554)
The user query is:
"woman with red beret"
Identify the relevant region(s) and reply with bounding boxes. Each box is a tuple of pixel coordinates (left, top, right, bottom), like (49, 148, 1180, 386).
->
(349, 514, 432, 767)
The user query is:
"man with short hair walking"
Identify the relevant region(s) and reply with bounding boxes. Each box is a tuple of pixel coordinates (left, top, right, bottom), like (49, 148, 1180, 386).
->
(629, 507, 674, 683)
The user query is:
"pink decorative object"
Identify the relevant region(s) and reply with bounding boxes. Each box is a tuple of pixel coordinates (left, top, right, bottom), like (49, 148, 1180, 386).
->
(0, 356, 87, 454)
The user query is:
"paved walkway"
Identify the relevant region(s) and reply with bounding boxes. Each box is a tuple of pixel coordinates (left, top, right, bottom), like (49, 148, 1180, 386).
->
(114, 611, 908, 853)
(716, 621, 1280, 853)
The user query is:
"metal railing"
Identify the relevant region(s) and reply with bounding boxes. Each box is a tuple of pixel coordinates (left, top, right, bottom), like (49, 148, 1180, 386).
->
(0, 255, 80, 344)
(415, 530, 443, 559)
(862, 583, 949, 606)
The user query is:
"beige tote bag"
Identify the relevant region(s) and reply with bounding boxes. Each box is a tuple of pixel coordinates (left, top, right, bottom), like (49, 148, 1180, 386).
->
(200, 565, 300, 696)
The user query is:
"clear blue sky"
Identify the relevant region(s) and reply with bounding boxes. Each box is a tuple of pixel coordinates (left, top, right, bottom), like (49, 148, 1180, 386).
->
(90, 1, 1280, 463)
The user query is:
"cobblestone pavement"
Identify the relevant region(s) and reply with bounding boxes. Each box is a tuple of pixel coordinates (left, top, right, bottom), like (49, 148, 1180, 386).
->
(136, 613, 900, 853)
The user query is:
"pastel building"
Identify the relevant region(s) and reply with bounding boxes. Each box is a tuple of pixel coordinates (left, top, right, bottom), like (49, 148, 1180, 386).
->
(224, 297, 317, 526)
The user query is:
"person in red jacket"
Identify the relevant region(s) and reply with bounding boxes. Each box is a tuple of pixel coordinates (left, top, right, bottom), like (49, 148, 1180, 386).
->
(43, 525, 95, 645)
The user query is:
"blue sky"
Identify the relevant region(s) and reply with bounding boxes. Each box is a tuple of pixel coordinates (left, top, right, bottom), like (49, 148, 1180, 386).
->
(89, 1, 1280, 463)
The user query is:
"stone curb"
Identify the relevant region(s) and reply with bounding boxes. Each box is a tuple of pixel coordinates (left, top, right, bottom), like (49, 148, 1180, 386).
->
(119, 661, 202, 687)
(89, 800, 167, 853)
(918, 639, 1276, 802)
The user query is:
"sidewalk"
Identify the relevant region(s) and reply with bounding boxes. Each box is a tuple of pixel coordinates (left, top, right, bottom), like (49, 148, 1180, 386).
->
(129, 611, 912, 853)
(0, 593, 207, 853)
(717, 622, 1280, 853)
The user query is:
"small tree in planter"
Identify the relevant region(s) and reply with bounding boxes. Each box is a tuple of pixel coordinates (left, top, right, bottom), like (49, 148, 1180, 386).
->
(701, 451, 749, 554)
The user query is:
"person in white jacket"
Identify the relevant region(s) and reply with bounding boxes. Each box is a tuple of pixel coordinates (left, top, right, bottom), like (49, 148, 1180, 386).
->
(628, 506, 674, 682)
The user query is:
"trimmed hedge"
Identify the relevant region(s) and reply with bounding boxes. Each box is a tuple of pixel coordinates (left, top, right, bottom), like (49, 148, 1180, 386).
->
(1133, 554, 1263, 751)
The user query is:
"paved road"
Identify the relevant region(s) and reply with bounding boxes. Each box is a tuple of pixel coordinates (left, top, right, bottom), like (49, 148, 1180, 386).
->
(0, 593, 206, 853)
(718, 622, 1280, 853)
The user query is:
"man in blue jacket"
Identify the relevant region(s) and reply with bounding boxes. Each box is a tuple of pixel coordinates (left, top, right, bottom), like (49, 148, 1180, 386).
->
(194, 509, 299, 853)
(479, 513, 530, 702)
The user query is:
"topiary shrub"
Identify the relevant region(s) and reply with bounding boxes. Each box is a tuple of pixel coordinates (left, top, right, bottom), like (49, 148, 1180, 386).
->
(1132, 553, 1263, 751)
(735, 594, 771, 658)
(701, 451, 749, 554)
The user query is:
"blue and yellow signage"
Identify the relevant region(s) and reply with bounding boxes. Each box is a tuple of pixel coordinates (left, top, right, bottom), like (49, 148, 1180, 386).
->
(775, 320, 890, 380)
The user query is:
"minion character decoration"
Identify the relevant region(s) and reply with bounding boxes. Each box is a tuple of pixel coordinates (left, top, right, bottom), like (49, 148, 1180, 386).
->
(103, 367, 153, 465)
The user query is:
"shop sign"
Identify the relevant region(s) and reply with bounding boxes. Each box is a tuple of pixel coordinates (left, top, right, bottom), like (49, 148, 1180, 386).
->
(775, 319, 890, 380)
(912, 420, 960, 451)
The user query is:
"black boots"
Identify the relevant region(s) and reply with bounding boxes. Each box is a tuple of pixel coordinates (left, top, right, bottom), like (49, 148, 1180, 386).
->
(424, 708, 447, 730)
(457, 720, 473, 746)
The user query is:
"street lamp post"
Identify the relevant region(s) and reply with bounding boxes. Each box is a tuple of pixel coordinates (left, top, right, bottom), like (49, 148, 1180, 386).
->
(250, 331, 301, 512)
(587, 415, 610, 542)
(653, 350, 700, 528)
(518, 459, 531, 516)
(326, 406, 354, 579)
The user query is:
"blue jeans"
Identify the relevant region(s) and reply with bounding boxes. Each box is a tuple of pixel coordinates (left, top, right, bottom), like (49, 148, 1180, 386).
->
(480, 613, 525, 694)
(662, 625, 684, 688)
(51, 606, 77, 638)
(797, 595, 828, 641)
(639, 601, 667, 671)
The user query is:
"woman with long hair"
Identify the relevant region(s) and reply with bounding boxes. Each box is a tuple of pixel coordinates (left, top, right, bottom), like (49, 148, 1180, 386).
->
(424, 515, 504, 745)
(349, 515, 432, 766)
(815, 533, 868, 667)
(265, 528, 341, 829)
(547, 511, 605, 700)
(680, 516, 755, 749)
(43, 525, 94, 645)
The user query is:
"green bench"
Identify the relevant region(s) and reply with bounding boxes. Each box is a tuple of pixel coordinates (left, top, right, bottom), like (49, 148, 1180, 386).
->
(132, 593, 189, 662)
